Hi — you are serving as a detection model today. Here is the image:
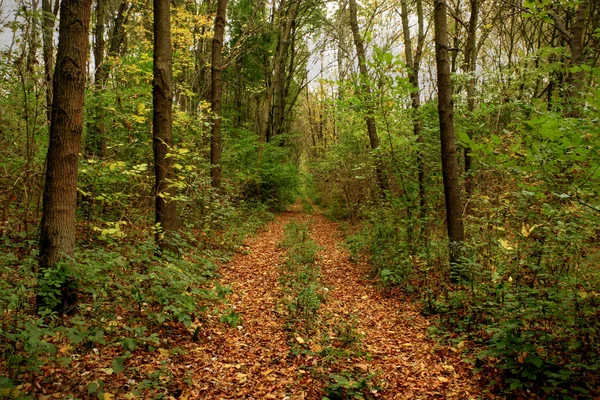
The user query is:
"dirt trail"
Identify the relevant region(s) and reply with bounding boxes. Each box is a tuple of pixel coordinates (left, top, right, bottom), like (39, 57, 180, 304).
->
(182, 208, 489, 399)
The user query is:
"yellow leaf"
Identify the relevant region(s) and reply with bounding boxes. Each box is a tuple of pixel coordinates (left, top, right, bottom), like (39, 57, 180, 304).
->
(59, 345, 71, 354)
(499, 239, 514, 251)
(158, 348, 170, 358)
(437, 376, 449, 383)
(295, 336, 305, 344)
(103, 393, 114, 400)
(355, 364, 369, 372)
(521, 223, 541, 238)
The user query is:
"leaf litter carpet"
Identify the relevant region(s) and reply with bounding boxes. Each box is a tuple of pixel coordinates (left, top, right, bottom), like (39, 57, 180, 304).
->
(180, 208, 492, 399)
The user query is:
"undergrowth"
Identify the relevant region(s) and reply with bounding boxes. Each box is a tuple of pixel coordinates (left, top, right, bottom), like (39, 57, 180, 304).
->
(341, 194, 600, 398)
(0, 204, 273, 398)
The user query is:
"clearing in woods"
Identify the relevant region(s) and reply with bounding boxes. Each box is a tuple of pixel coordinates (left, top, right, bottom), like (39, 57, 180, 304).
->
(177, 206, 493, 399)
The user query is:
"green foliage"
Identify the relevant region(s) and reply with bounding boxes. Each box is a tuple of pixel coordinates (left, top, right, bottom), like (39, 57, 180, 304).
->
(220, 308, 242, 327)
(345, 203, 417, 289)
(0, 208, 273, 389)
(224, 129, 301, 211)
(323, 371, 379, 400)
(279, 221, 323, 330)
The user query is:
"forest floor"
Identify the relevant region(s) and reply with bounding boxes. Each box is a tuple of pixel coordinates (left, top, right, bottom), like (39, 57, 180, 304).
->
(174, 205, 496, 399)
(11, 205, 501, 399)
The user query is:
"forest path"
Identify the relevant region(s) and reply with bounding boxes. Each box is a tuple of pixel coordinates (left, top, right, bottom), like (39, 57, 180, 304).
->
(184, 206, 489, 399)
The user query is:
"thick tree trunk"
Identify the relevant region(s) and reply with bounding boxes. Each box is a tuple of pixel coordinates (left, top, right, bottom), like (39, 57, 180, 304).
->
(210, 0, 228, 188)
(434, 0, 466, 279)
(401, 0, 426, 216)
(349, 0, 388, 193)
(38, 0, 92, 312)
(153, 0, 179, 251)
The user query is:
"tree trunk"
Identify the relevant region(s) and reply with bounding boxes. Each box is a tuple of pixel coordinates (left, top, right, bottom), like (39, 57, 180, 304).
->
(88, 0, 107, 158)
(258, 0, 297, 161)
(463, 0, 478, 195)
(38, 0, 92, 312)
(41, 0, 59, 123)
(210, 0, 228, 188)
(400, 0, 426, 216)
(153, 0, 179, 251)
(566, 0, 589, 116)
(434, 0, 466, 279)
(87, 0, 129, 158)
(273, 17, 296, 138)
(349, 0, 388, 193)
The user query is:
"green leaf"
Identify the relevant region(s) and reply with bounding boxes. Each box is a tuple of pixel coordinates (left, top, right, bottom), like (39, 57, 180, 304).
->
(88, 381, 99, 394)
(121, 337, 137, 351)
(111, 357, 125, 374)
(526, 355, 544, 368)
(457, 130, 473, 146)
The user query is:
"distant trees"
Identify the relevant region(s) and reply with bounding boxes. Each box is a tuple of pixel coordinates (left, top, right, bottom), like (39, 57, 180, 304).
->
(38, 0, 92, 311)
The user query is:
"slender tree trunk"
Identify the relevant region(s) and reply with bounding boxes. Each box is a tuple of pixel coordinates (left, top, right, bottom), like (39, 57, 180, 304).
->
(107, 0, 129, 59)
(153, 0, 179, 250)
(210, 0, 228, 188)
(258, 0, 297, 161)
(87, 0, 129, 158)
(566, 0, 589, 116)
(401, 0, 426, 217)
(38, 0, 92, 312)
(434, 0, 466, 279)
(41, 0, 59, 123)
(463, 0, 478, 195)
(273, 17, 296, 138)
(349, 0, 388, 193)
(88, 0, 107, 158)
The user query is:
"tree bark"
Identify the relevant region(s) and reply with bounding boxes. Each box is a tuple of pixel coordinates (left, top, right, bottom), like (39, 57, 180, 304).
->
(349, 0, 388, 193)
(434, 0, 466, 279)
(210, 0, 228, 188)
(153, 0, 179, 250)
(38, 0, 92, 312)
